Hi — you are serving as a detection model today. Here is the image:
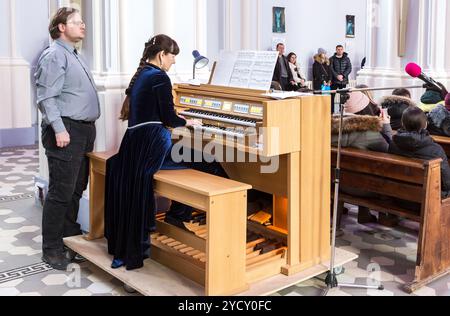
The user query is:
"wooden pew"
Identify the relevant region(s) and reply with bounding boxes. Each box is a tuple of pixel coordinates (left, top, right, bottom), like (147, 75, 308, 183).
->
(432, 135, 450, 159)
(332, 147, 450, 293)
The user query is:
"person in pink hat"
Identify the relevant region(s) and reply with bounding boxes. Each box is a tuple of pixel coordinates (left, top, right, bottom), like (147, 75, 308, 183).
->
(333, 91, 393, 224)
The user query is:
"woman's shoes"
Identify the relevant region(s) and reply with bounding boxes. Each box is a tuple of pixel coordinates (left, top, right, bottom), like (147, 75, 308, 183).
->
(111, 259, 125, 269)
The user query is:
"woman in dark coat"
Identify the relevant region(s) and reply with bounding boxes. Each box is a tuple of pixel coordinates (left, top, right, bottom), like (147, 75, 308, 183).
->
(312, 49, 332, 91)
(104, 35, 224, 270)
(390, 106, 450, 198)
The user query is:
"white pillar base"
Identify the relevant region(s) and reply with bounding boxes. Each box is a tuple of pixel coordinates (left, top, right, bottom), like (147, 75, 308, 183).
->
(0, 58, 32, 129)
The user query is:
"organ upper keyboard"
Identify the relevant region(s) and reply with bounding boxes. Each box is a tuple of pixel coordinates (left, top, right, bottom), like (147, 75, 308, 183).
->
(173, 84, 301, 157)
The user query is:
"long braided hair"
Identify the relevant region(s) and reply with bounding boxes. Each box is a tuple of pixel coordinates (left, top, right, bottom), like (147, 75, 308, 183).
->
(119, 34, 180, 121)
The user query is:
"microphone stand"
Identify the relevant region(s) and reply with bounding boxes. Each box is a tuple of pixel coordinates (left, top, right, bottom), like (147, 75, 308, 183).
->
(320, 84, 425, 296)
(323, 89, 384, 295)
(314, 84, 426, 95)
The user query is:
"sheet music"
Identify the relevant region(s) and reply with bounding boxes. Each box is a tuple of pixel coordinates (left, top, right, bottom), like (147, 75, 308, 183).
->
(211, 50, 278, 91)
(210, 51, 237, 87)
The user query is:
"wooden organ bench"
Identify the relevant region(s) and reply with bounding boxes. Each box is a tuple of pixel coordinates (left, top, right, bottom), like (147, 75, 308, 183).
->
(332, 147, 450, 293)
(67, 151, 253, 296)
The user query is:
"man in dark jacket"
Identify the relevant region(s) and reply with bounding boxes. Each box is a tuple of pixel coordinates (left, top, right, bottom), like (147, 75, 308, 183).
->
(380, 95, 415, 130)
(330, 45, 352, 112)
(272, 43, 294, 91)
(389, 106, 450, 198)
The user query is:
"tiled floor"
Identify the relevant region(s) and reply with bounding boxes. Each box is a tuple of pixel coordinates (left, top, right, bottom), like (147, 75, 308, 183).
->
(1, 146, 450, 296)
(0, 146, 39, 201)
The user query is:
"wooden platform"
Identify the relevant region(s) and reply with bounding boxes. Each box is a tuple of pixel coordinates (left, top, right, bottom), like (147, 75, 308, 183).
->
(64, 236, 357, 296)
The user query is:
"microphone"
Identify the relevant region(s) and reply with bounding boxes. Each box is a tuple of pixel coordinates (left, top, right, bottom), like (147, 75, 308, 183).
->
(405, 63, 442, 91)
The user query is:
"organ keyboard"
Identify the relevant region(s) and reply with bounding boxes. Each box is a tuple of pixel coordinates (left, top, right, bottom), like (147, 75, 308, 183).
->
(173, 84, 303, 157)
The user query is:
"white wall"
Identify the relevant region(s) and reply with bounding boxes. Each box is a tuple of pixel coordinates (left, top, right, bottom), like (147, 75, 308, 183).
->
(0, 0, 49, 130)
(16, 0, 50, 125)
(0, 0, 10, 56)
(222, 0, 367, 77)
(119, 0, 154, 74)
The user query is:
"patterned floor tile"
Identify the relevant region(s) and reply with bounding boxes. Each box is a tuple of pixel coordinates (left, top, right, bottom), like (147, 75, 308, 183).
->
(414, 286, 437, 296)
(0, 209, 13, 216)
(87, 282, 115, 294)
(62, 289, 92, 296)
(371, 257, 395, 266)
(0, 287, 20, 296)
(1, 146, 450, 296)
(42, 274, 69, 286)
(17, 292, 42, 296)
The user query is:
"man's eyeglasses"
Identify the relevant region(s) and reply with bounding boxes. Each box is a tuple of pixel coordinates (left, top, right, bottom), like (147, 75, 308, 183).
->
(67, 20, 85, 27)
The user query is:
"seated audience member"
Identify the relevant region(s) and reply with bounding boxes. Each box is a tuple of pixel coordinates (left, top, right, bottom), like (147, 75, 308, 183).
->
(312, 48, 332, 91)
(390, 106, 450, 198)
(333, 91, 392, 223)
(427, 93, 450, 137)
(418, 84, 447, 113)
(338, 91, 392, 149)
(392, 88, 411, 99)
(380, 94, 416, 130)
(356, 84, 378, 108)
(287, 52, 307, 91)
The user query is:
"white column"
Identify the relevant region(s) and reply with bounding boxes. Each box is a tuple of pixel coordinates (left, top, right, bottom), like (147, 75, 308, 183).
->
(359, 0, 450, 100)
(194, 0, 208, 55)
(223, 0, 233, 51)
(154, 0, 175, 36)
(240, 0, 252, 50)
(88, 0, 129, 153)
(426, 0, 448, 78)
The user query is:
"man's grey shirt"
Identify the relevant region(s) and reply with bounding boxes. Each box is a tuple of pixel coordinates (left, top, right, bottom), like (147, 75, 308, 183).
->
(35, 39, 100, 133)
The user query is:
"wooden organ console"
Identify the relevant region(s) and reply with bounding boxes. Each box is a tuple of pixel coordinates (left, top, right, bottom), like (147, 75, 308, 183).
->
(65, 84, 356, 296)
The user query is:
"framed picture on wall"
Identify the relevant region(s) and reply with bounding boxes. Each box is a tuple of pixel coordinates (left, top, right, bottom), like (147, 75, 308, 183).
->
(346, 15, 355, 38)
(273, 7, 286, 33)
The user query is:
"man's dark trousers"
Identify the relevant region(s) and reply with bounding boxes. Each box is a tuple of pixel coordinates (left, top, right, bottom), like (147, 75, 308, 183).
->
(42, 118, 96, 255)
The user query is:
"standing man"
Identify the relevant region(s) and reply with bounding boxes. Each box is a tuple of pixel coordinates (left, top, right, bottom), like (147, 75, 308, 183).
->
(272, 43, 294, 91)
(35, 7, 100, 270)
(330, 45, 352, 112)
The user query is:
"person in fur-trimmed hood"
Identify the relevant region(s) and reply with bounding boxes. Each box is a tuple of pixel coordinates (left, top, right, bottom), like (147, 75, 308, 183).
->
(333, 91, 392, 151)
(332, 115, 390, 152)
(380, 95, 416, 131)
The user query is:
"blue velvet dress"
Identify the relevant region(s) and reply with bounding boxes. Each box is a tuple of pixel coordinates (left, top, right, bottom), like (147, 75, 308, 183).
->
(104, 64, 225, 270)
